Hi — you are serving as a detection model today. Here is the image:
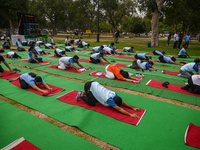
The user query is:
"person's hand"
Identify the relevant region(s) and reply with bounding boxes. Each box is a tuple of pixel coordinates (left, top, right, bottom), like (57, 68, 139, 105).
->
(36, 60, 39, 63)
(133, 108, 140, 112)
(9, 69, 13, 72)
(77, 70, 81, 72)
(130, 113, 140, 119)
(49, 88, 53, 91)
(42, 90, 49, 93)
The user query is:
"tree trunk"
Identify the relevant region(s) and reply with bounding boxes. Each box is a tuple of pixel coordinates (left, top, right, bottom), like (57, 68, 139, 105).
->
(151, 12, 160, 47)
(52, 22, 57, 36)
(9, 19, 15, 34)
(112, 26, 116, 37)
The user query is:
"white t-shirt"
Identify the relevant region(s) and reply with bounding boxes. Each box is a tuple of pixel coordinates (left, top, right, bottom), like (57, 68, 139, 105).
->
(174, 34, 179, 41)
(103, 47, 112, 54)
(192, 75, 200, 86)
(65, 38, 70, 44)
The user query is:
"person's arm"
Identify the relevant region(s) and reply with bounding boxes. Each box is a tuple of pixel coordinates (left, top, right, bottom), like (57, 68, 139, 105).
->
(78, 63, 84, 68)
(31, 85, 48, 93)
(185, 52, 190, 58)
(122, 101, 140, 112)
(43, 83, 53, 91)
(149, 67, 160, 71)
(128, 76, 140, 81)
(3, 61, 13, 72)
(31, 56, 39, 63)
(71, 63, 81, 72)
(112, 105, 140, 119)
(173, 62, 184, 65)
(196, 71, 200, 75)
(102, 57, 110, 64)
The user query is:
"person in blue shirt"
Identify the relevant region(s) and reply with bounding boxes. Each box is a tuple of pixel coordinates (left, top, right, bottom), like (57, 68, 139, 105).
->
(65, 46, 75, 52)
(6, 51, 22, 59)
(56, 55, 84, 72)
(50, 36, 55, 45)
(123, 46, 137, 53)
(158, 56, 183, 65)
(28, 46, 43, 63)
(130, 59, 159, 71)
(2, 39, 11, 49)
(92, 46, 104, 54)
(178, 44, 190, 58)
(16, 38, 26, 51)
(135, 53, 149, 60)
(28, 40, 35, 46)
(108, 43, 116, 51)
(45, 43, 54, 49)
(54, 47, 68, 57)
(153, 50, 166, 56)
(78, 41, 90, 49)
(0, 55, 13, 76)
(90, 52, 110, 65)
(179, 58, 200, 78)
(185, 33, 191, 48)
(34, 45, 47, 55)
(19, 72, 53, 93)
(76, 81, 140, 118)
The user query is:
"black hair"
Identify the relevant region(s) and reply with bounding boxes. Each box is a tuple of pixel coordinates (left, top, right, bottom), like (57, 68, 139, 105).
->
(131, 46, 134, 49)
(148, 61, 154, 65)
(182, 44, 186, 47)
(120, 70, 129, 78)
(145, 56, 149, 60)
(111, 43, 114, 46)
(111, 50, 115, 54)
(101, 46, 104, 49)
(100, 52, 104, 55)
(7, 39, 10, 41)
(73, 55, 79, 60)
(88, 44, 90, 46)
(113, 96, 122, 107)
(194, 58, 200, 63)
(35, 76, 42, 82)
(162, 51, 166, 54)
(28, 46, 34, 52)
(28, 72, 37, 77)
(171, 57, 176, 62)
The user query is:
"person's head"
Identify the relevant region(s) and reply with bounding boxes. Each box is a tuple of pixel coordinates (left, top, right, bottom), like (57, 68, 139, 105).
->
(29, 46, 35, 52)
(73, 55, 79, 62)
(111, 43, 114, 46)
(131, 46, 134, 50)
(7, 39, 10, 42)
(162, 52, 166, 55)
(99, 52, 104, 57)
(67, 36, 69, 39)
(171, 57, 176, 62)
(113, 96, 122, 107)
(194, 58, 200, 64)
(187, 32, 190, 35)
(182, 44, 187, 48)
(101, 45, 104, 49)
(51, 36, 53, 38)
(6, 54, 11, 58)
(148, 61, 154, 67)
(120, 70, 129, 78)
(35, 76, 42, 86)
(17, 38, 20, 41)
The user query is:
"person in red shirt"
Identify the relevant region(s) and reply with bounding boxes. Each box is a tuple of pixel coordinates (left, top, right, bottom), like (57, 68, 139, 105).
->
(105, 64, 140, 82)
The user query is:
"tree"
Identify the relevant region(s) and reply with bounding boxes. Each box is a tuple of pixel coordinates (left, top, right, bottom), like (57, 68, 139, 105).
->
(130, 17, 146, 36)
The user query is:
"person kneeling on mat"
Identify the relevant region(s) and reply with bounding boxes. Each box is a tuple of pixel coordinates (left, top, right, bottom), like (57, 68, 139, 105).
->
(28, 46, 43, 63)
(34, 45, 47, 55)
(45, 43, 54, 49)
(178, 44, 190, 58)
(179, 58, 200, 79)
(16, 38, 26, 51)
(123, 46, 137, 53)
(54, 47, 68, 57)
(90, 52, 110, 65)
(152, 50, 166, 56)
(105, 64, 140, 82)
(6, 51, 22, 59)
(76, 81, 140, 118)
(158, 56, 183, 65)
(19, 72, 53, 93)
(65, 46, 75, 52)
(2, 39, 11, 49)
(129, 59, 159, 71)
(0, 55, 13, 76)
(56, 55, 84, 72)
(135, 53, 149, 61)
(181, 75, 200, 94)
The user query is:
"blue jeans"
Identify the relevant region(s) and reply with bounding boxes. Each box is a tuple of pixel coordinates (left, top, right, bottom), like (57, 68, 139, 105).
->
(173, 41, 178, 48)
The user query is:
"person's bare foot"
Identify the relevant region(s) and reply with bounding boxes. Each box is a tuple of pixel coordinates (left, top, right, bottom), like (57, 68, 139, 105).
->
(56, 64, 59, 68)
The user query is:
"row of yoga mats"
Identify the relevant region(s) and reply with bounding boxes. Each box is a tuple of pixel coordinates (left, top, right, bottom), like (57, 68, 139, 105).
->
(0, 69, 200, 149)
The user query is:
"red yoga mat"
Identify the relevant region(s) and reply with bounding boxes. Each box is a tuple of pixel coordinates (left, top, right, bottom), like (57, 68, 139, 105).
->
(10, 78, 65, 96)
(48, 64, 88, 73)
(146, 80, 200, 97)
(1, 137, 41, 150)
(116, 56, 135, 60)
(10, 49, 28, 52)
(78, 58, 109, 65)
(48, 55, 61, 58)
(57, 90, 146, 126)
(162, 70, 181, 76)
(0, 70, 21, 80)
(21, 59, 50, 65)
(90, 71, 141, 83)
(185, 123, 200, 149)
(115, 63, 130, 68)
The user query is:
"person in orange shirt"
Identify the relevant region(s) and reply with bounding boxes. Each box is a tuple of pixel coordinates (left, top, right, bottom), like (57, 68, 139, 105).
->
(105, 64, 140, 82)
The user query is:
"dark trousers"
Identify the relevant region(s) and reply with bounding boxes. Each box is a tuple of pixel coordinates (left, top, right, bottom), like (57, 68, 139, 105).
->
(81, 81, 98, 106)
(19, 78, 29, 89)
(29, 58, 43, 63)
(173, 41, 178, 48)
(17, 47, 25, 51)
(178, 55, 187, 58)
(0, 65, 4, 72)
(158, 56, 166, 63)
(90, 57, 100, 64)
(167, 38, 171, 46)
(178, 40, 183, 49)
(54, 50, 62, 57)
(153, 50, 159, 55)
(188, 77, 200, 94)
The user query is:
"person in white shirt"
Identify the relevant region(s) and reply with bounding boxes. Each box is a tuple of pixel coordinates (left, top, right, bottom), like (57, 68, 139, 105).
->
(76, 81, 140, 118)
(74, 39, 81, 45)
(6, 51, 22, 59)
(45, 43, 54, 49)
(103, 47, 113, 55)
(181, 75, 200, 94)
(173, 31, 179, 49)
(65, 36, 71, 46)
(54, 47, 68, 57)
(50, 36, 55, 45)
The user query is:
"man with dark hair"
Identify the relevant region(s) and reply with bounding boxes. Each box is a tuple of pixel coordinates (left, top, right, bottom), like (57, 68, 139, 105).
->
(152, 50, 166, 56)
(108, 43, 116, 51)
(76, 81, 140, 118)
(2, 39, 11, 49)
(56, 55, 84, 72)
(178, 44, 190, 58)
(158, 56, 183, 65)
(131, 59, 159, 71)
(115, 30, 120, 43)
(90, 52, 110, 65)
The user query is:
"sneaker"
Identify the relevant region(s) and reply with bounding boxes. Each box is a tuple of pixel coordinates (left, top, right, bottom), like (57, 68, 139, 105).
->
(76, 91, 82, 101)
(80, 90, 84, 95)
(136, 73, 144, 78)
(128, 72, 133, 76)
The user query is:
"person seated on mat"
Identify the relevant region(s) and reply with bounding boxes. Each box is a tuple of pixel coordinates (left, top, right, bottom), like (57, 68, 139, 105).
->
(108, 43, 116, 51)
(2, 39, 11, 49)
(105, 64, 140, 82)
(181, 75, 200, 94)
(135, 53, 150, 60)
(36, 41, 44, 46)
(44, 43, 54, 49)
(34, 45, 48, 56)
(178, 44, 190, 58)
(28, 46, 43, 63)
(131, 59, 159, 71)
(22, 41, 28, 46)
(158, 56, 184, 65)
(28, 40, 35, 46)
(6, 51, 22, 59)
(74, 39, 81, 45)
(103, 46, 114, 55)
(90, 52, 110, 65)
(50, 36, 55, 45)
(123, 47, 137, 53)
(0, 55, 13, 76)
(179, 58, 200, 79)
(76, 81, 140, 118)
(65, 46, 75, 52)
(152, 50, 166, 56)
(16, 38, 26, 51)
(92, 46, 104, 54)
(78, 41, 90, 49)
(19, 72, 53, 93)
(65, 36, 71, 46)
(56, 55, 84, 72)
(54, 47, 68, 57)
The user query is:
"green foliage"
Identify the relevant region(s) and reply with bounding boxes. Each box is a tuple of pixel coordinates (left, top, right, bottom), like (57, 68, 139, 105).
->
(130, 17, 146, 35)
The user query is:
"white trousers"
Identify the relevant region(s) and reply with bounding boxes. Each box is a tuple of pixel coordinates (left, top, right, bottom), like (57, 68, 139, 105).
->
(105, 65, 115, 79)
(58, 59, 72, 70)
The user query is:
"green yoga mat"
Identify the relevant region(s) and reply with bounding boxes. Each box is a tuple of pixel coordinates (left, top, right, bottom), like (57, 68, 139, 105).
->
(1, 74, 200, 149)
(0, 100, 101, 150)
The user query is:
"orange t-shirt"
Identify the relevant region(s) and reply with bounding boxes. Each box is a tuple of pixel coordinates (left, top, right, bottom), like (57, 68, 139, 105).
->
(107, 64, 124, 79)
